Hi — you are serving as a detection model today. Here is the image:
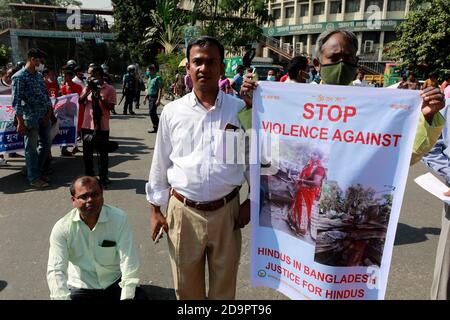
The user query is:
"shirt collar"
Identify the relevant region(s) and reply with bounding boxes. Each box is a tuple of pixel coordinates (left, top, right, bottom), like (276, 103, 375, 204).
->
(23, 68, 36, 77)
(189, 89, 223, 110)
(72, 206, 108, 223)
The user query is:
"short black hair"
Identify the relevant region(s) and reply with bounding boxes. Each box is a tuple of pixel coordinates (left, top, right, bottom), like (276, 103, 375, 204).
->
(63, 68, 75, 76)
(42, 69, 50, 76)
(287, 55, 308, 80)
(62, 64, 74, 72)
(74, 66, 83, 73)
(70, 176, 103, 196)
(148, 64, 156, 71)
(27, 48, 47, 60)
(92, 65, 104, 76)
(186, 36, 224, 63)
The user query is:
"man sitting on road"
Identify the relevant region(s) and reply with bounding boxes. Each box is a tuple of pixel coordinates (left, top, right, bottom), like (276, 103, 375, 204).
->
(47, 176, 146, 300)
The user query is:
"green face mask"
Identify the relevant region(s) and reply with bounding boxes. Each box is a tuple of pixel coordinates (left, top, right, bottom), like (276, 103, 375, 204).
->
(320, 61, 357, 85)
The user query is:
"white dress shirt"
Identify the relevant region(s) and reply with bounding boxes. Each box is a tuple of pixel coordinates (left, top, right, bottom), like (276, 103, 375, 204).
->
(352, 78, 369, 87)
(47, 205, 140, 300)
(146, 90, 246, 206)
(73, 76, 86, 89)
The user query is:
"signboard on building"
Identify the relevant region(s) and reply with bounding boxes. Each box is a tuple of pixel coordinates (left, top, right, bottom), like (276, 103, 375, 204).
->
(10, 29, 114, 41)
(263, 20, 403, 37)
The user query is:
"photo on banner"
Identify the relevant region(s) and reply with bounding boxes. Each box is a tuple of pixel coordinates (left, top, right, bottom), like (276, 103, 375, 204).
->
(0, 94, 79, 154)
(250, 82, 422, 300)
(52, 93, 79, 146)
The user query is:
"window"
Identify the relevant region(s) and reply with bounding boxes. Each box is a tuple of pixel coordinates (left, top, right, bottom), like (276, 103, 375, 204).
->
(311, 33, 320, 45)
(299, 3, 309, 16)
(272, 8, 281, 19)
(365, 0, 383, 11)
(362, 31, 380, 43)
(313, 2, 325, 15)
(345, 0, 360, 13)
(384, 31, 397, 43)
(329, 1, 342, 14)
(285, 6, 294, 18)
(388, 0, 406, 11)
(298, 34, 308, 44)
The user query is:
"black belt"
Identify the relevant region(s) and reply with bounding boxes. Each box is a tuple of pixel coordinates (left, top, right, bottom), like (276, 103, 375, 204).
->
(171, 187, 240, 211)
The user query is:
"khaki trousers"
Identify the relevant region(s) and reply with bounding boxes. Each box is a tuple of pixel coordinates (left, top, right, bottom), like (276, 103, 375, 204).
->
(431, 203, 450, 300)
(166, 194, 242, 300)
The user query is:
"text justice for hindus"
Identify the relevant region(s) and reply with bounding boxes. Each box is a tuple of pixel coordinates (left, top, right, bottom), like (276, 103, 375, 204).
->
(260, 103, 403, 147)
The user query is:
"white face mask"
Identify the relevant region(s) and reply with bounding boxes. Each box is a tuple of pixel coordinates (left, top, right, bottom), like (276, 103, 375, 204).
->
(267, 75, 276, 81)
(35, 63, 45, 73)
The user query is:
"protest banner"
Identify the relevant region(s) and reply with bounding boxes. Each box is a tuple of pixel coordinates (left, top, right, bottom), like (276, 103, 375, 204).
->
(0, 94, 79, 154)
(52, 93, 79, 146)
(0, 95, 23, 154)
(250, 82, 422, 300)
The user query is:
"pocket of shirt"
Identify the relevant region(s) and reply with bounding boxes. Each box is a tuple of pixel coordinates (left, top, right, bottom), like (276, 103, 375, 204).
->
(94, 245, 117, 266)
(213, 129, 245, 165)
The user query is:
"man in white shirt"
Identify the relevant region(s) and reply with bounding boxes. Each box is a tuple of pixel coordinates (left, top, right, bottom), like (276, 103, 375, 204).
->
(47, 176, 146, 300)
(72, 66, 86, 90)
(146, 36, 250, 300)
(352, 70, 369, 87)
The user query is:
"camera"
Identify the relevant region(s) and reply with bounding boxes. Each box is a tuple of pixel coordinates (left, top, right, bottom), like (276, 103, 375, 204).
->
(87, 77, 102, 92)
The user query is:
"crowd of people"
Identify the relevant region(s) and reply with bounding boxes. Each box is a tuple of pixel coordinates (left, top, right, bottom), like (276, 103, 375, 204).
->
(0, 51, 168, 188)
(1, 29, 450, 301)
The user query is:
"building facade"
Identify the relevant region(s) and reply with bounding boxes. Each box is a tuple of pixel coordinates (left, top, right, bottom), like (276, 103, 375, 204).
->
(262, 0, 410, 62)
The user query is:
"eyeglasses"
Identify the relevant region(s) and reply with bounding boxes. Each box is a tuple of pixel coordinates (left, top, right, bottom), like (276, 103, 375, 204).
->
(75, 192, 102, 201)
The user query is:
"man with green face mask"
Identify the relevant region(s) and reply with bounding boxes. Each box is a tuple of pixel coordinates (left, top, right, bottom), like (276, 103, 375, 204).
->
(240, 29, 445, 164)
(312, 31, 358, 86)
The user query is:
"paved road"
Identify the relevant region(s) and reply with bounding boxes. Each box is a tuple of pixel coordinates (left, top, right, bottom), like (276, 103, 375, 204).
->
(0, 95, 443, 300)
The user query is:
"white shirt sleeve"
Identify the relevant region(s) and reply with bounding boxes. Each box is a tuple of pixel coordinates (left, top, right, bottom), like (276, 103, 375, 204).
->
(116, 212, 140, 300)
(146, 109, 173, 206)
(47, 221, 71, 300)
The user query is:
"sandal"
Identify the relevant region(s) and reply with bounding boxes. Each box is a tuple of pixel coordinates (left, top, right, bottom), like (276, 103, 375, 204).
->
(30, 179, 50, 189)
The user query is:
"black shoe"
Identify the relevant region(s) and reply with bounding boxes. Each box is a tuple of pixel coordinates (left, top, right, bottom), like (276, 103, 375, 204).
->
(100, 176, 111, 184)
(111, 110, 117, 115)
(123, 111, 128, 115)
(8, 152, 24, 158)
(129, 111, 136, 115)
(61, 149, 73, 157)
(60, 150, 73, 157)
(135, 106, 139, 109)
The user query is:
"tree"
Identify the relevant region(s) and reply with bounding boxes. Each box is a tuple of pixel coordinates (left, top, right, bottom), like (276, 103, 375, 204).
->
(320, 181, 344, 213)
(156, 50, 185, 93)
(343, 184, 376, 217)
(144, 0, 188, 54)
(112, 0, 159, 65)
(390, 0, 450, 78)
(0, 44, 11, 66)
(190, 0, 272, 53)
